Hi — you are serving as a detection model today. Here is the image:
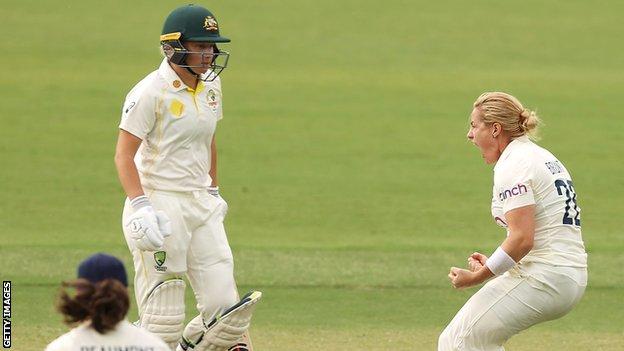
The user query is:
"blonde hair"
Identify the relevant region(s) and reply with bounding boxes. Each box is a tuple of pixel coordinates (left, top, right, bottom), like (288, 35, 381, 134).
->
(473, 92, 541, 140)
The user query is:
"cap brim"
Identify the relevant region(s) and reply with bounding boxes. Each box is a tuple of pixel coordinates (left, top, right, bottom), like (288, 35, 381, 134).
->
(186, 36, 230, 43)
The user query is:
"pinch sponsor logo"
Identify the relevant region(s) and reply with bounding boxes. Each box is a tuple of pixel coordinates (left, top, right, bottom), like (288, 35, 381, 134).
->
(499, 184, 528, 201)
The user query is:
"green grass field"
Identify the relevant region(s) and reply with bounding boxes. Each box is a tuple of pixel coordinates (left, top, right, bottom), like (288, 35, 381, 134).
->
(2, 0, 623, 349)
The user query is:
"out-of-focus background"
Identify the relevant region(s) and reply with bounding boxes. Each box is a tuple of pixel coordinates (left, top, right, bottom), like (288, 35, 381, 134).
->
(1, 1, 622, 349)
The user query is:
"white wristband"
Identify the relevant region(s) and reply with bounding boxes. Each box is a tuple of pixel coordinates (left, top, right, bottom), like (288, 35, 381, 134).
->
(130, 195, 151, 210)
(485, 247, 516, 276)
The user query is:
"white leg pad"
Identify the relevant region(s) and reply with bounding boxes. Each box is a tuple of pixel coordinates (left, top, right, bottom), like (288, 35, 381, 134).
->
(189, 291, 262, 351)
(140, 279, 186, 348)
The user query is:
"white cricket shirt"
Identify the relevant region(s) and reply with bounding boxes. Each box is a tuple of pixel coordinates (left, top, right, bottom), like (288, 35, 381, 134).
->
(119, 59, 224, 191)
(491, 136, 587, 267)
(45, 320, 169, 351)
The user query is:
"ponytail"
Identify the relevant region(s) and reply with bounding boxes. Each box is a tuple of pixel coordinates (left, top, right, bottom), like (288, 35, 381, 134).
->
(57, 278, 129, 334)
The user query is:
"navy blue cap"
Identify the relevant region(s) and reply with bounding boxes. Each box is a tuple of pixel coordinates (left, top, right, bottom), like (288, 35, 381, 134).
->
(77, 253, 128, 287)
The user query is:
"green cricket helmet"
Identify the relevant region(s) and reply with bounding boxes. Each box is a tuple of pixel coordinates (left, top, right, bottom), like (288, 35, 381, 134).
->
(160, 4, 230, 81)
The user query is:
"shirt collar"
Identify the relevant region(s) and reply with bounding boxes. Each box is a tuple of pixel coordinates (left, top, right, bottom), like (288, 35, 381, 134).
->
(158, 59, 205, 94)
(158, 58, 193, 92)
(192, 80, 205, 94)
(494, 135, 531, 171)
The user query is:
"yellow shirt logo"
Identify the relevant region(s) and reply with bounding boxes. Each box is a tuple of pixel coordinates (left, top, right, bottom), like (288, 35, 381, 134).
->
(169, 100, 185, 117)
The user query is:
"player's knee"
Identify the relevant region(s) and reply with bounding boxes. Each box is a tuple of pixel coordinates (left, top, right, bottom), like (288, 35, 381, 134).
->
(193, 259, 237, 318)
(140, 279, 186, 348)
(201, 293, 237, 320)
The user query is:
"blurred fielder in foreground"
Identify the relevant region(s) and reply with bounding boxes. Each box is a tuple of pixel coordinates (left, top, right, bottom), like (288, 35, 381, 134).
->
(439, 92, 587, 350)
(45, 253, 169, 350)
(114, 4, 260, 350)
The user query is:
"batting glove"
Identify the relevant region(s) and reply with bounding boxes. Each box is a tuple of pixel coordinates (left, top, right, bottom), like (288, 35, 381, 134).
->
(125, 196, 171, 251)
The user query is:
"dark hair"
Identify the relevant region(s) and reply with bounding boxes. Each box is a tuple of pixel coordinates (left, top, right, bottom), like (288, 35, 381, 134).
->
(57, 278, 129, 334)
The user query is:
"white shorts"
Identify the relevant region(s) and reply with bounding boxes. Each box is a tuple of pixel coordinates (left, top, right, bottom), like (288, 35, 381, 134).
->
(438, 262, 587, 351)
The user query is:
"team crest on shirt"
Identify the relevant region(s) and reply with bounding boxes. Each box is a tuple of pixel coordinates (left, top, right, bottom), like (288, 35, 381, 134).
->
(207, 89, 219, 113)
(154, 251, 167, 272)
(204, 16, 218, 31)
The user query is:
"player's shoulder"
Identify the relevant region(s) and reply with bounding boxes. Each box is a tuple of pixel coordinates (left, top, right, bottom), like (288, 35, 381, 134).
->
(203, 74, 223, 90)
(529, 143, 573, 179)
(515, 140, 567, 175)
(494, 139, 538, 181)
(44, 326, 84, 351)
(45, 334, 68, 351)
(496, 151, 530, 175)
(125, 70, 161, 99)
(121, 69, 167, 116)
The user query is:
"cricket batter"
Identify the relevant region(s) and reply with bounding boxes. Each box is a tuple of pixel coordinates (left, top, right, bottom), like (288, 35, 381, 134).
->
(439, 92, 587, 350)
(114, 4, 260, 351)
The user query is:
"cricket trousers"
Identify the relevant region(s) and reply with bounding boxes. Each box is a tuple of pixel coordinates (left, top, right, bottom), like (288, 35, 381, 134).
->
(438, 262, 587, 351)
(122, 188, 238, 347)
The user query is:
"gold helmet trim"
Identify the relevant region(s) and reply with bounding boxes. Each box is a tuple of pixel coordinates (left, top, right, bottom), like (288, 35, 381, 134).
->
(160, 32, 182, 41)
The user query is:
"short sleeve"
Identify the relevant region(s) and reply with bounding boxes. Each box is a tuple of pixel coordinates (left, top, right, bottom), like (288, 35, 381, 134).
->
(494, 159, 536, 214)
(119, 90, 155, 140)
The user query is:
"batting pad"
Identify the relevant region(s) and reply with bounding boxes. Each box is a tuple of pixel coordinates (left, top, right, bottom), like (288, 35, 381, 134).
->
(194, 291, 262, 351)
(140, 279, 186, 347)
